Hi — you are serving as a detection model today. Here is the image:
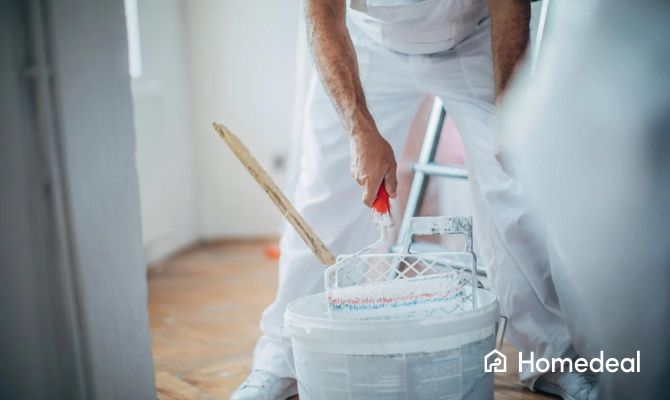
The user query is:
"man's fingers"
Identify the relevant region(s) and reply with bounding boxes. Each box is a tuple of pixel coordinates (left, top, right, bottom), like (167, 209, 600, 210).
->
(362, 174, 385, 207)
(384, 168, 398, 199)
(362, 181, 376, 207)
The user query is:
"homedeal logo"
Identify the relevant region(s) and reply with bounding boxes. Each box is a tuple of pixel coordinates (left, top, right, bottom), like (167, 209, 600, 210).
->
(484, 349, 507, 373)
(484, 350, 641, 374)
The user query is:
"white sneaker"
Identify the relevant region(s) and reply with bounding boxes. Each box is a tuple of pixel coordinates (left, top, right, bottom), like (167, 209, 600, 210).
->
(534, 370, 598, 400)
(230, 370, 298, 400)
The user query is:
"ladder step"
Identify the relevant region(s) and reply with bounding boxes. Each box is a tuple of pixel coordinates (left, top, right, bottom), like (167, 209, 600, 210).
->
(412, 162, 468, 179)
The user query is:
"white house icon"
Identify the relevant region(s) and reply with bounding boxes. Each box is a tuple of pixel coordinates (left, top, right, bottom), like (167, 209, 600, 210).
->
(484, 349, 507, 373)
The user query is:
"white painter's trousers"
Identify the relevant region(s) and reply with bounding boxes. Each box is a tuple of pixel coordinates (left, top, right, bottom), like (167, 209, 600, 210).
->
(253, 21, 572, 387)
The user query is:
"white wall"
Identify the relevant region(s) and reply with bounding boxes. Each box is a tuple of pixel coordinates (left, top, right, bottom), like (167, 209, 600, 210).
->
(132, 0, 198, 263)
(1, 2, 82, 396)
(184, 0, 303, 239)
(1, 0, 158, 397)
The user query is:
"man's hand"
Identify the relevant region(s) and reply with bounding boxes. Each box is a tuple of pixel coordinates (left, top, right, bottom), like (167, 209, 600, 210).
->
(305, 0, 397, 208)
(349, 123, 397, 207)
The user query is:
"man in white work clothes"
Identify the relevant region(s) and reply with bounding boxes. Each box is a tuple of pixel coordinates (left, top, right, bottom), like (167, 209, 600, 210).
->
(233, 1, 598, 399)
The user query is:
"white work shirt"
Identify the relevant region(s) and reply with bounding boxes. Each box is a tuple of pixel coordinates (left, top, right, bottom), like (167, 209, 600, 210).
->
(347, 0, 489, 54)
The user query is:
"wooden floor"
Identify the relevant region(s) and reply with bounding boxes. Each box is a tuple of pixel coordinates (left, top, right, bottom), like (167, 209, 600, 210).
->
(148, 240, 554, 400)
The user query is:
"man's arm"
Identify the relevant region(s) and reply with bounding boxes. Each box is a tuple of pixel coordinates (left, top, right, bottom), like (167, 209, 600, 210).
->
(304, 0, 397, 207)
(488, 0, 531, 97)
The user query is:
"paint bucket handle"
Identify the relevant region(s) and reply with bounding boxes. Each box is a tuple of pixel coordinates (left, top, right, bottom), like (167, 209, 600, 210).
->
(496, 315, 508, 351)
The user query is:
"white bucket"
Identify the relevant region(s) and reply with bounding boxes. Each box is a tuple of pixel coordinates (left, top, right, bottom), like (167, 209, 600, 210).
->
(283, 289, 500, 400)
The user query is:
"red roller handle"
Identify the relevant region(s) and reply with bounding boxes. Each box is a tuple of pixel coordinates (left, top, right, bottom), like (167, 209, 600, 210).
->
(372, 183, 391, 215)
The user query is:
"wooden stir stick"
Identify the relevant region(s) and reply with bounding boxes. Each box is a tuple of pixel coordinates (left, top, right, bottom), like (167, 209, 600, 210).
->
(213, 122, 337, 266)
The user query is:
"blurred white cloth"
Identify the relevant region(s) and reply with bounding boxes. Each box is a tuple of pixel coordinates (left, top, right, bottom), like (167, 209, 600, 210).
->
(503, 1, 670, 398)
